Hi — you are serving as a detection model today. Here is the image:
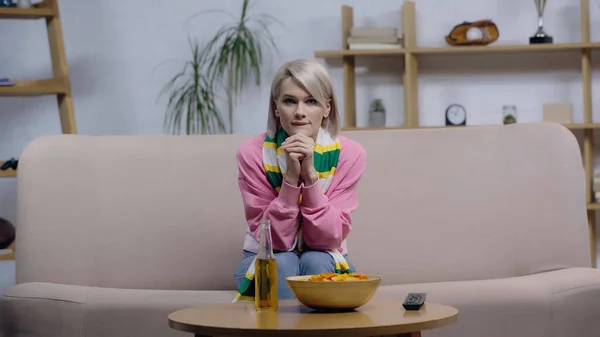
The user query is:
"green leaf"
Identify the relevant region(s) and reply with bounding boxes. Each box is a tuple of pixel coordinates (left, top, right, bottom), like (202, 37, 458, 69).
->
(160, 38, 226, 135)
(161, 0, 283, 134)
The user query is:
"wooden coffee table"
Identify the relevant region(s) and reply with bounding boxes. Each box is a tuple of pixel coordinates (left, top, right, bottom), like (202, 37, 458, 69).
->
(168, 299, 458, 337)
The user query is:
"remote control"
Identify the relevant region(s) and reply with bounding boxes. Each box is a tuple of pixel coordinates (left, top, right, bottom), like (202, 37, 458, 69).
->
(403, 292, 426, 310)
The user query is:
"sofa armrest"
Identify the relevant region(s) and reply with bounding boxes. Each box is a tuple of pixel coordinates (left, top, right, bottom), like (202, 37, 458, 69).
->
(527, 268, 600, 336)
(1, 283, 87, 337)
(372, 267, 600, 337)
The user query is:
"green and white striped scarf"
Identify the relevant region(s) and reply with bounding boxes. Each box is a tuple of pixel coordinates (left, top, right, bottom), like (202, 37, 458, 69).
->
(233, 127, 353, 303)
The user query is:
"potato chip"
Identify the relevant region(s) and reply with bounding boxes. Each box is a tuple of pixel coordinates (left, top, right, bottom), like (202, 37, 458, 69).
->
(308, 272, 369, 281)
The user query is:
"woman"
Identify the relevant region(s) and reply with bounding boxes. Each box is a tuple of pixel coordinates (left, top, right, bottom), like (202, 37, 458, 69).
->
(233, 59, 367, 301)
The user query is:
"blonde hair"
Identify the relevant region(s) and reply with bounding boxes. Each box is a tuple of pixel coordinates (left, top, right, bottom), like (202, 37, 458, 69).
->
(267, 59, 341, 138)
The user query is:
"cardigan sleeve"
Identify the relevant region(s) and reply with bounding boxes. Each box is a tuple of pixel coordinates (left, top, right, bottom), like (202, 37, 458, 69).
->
(237, 142, 301, 251)
(299, 141, 367, 250)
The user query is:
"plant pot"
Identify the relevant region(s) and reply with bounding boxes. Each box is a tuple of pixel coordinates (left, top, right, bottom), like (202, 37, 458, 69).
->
(503, 114, 517, 124)
(369, 110, 385, 127)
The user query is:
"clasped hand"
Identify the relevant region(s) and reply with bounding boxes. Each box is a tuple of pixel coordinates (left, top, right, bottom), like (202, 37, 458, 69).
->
(280, 134, 318, 186)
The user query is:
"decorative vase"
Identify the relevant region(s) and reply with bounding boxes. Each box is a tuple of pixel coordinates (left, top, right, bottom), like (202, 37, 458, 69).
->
(369, 99, 386, 127)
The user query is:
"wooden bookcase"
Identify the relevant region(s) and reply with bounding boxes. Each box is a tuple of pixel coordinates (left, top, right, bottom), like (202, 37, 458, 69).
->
(0, 0, 76, 261)
(0, 0, 77, 180)
(315, 0, 598, 267)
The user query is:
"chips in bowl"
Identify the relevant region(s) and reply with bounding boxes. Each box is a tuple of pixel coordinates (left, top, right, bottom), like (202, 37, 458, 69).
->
(287, 272, 382, 311)
(308, 272, 369, 281)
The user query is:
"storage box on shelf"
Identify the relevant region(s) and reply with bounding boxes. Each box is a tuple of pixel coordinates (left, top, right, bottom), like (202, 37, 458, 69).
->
(315, 0, 598, 267)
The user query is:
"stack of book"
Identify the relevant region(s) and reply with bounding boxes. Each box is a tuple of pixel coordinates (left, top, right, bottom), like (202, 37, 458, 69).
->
(348, 27, 403, 50)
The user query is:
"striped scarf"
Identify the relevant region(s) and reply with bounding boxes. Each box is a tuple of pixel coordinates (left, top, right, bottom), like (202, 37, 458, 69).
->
(233, 127, 353, 303)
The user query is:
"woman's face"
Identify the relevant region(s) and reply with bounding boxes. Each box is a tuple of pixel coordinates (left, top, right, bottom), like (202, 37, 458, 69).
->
(274, 78, 330, 139)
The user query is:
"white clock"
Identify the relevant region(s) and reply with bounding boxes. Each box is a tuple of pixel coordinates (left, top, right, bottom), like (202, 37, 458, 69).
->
(445, 104, 466, 126)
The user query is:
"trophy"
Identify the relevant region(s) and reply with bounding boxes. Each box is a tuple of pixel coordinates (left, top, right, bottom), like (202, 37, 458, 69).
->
(530, 0, 553, 44)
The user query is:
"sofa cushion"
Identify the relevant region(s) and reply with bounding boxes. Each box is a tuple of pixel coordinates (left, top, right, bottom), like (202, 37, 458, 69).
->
(1, 282, 238, 337)
(3, 267, 599, 337)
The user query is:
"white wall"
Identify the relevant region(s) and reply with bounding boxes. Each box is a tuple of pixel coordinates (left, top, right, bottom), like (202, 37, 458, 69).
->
(1, 0, 600, 292)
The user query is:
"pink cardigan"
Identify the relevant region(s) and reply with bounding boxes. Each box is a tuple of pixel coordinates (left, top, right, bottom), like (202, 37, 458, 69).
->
(237, 132, 367, 254)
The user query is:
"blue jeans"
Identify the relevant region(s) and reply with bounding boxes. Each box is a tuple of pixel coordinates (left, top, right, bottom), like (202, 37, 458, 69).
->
(234, 250, 355, 300)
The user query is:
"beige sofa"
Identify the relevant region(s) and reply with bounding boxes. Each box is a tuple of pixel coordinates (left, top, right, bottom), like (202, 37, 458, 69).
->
(1, 122, 599, 337)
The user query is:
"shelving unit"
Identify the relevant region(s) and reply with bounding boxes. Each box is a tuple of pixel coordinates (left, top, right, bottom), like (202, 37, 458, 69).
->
(0, 0, 75, 261)
(315, 0, 598, 267)
(0, 0, 76, 180)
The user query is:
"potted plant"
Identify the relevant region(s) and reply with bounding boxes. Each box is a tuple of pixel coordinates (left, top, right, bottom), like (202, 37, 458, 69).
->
(502, 105, 517, 125)
(369, 99, 386, 127)
(160, 38, 226, 135)
(161, 0, 281, 135)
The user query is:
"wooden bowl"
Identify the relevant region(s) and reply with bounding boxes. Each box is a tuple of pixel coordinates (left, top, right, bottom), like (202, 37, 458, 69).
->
(286, 274, 382, 311)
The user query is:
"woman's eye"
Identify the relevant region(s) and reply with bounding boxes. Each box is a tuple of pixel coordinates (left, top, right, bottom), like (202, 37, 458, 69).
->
(306, 99, 317, 105)
(283, 98, 295, 104)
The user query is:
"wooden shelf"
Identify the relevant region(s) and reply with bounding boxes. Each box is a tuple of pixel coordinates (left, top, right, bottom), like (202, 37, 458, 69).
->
(0, 170, 16, 178)
(316, 0, 598, 267)
(0, 2, 54, 19)
(441, 123, 600, 130)
(0, 251, 15, 261)
(411, 42, 600, 55)
(343, 126, 403, 131)
(315, 43, 600, 59)
(588, 203, 600, 211)
(0, 242, 15, 261)
(0, 161, 17, 178)
(344, 123, 600, 132)
(0, 78, 66, 97)
(315, 48, 405, 57)
(563, 123, 600, 129)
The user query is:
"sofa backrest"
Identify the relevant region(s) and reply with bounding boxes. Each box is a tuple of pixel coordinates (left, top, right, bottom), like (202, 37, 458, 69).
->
(14, 122, 591, 290)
